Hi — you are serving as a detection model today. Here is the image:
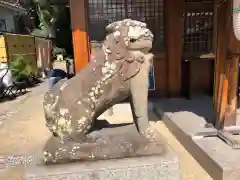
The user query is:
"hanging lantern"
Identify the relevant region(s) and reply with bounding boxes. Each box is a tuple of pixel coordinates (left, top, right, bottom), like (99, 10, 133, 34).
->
(233, 0, 240, 40)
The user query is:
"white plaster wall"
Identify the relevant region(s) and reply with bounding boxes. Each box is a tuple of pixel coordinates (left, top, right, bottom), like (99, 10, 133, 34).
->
(0, 7, 16, 32)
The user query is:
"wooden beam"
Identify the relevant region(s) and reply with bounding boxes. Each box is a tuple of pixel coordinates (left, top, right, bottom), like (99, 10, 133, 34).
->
(70, 0, 89, 73)
(165, 0, 184, 97)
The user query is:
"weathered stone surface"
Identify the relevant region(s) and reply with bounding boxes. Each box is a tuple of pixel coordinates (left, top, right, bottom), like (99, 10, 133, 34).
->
(26, 125, 180, 180)
(26, 154, 180, 180)
(43, 124, 166, 164)
(42, 19, 157, 164)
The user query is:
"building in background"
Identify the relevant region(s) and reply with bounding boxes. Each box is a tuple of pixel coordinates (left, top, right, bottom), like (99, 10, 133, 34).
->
(0, 0, 26, 33)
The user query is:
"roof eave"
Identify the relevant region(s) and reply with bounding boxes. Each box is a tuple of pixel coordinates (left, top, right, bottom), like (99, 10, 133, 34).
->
(0, 2, 26, 14)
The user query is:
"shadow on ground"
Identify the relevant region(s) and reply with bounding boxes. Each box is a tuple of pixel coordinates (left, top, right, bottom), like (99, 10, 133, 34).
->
(94, 119, 133, 131)
(151, 96, 215, 124)
(0, 90, 31, 103)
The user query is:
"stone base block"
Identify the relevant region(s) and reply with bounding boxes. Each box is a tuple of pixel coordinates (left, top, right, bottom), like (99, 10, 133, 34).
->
(26, 151, 180, 180)
(25, 124, 180, 180)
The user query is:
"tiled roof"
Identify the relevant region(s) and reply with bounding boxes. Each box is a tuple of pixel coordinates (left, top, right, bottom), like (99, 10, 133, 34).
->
(0, 0, 26, 11)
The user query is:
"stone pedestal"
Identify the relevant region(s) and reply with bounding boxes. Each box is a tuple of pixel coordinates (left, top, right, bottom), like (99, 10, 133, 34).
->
(25, 124, 180, 180)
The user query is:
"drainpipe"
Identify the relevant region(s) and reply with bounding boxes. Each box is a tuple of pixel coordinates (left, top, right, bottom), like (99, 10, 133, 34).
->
(233, 0, 240, 40)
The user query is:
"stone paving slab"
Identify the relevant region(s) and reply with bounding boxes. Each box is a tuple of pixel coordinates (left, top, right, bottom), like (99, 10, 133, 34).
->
(154, 107, 240, 180)
(0, 155, 33, 169)
(0, 83, 46, 126)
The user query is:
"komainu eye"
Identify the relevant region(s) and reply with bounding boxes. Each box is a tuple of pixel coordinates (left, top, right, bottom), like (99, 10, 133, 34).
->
(130, 38, 137, 43)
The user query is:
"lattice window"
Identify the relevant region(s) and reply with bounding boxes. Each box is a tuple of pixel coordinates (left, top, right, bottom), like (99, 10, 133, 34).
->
(183, 0, 214, 56)
(88, 0, 164, 51)
(127, 0, 164, 51)
(88, 0, 125, 21)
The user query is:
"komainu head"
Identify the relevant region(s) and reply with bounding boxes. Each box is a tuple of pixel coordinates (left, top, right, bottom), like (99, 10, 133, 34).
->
(106, 19, 154, 53)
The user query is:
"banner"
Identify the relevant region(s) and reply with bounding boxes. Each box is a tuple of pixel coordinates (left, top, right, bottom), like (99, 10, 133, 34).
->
(148, 65, 156, 91)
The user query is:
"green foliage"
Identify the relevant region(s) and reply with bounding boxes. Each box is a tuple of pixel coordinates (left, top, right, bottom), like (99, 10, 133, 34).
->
(31, 28, 48, 38)
(30, 0, 60, 38)
(9, 55, 34, 82)
(52, 46, 66, 58)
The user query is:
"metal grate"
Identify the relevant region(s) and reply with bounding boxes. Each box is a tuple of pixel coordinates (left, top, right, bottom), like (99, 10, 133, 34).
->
(183, 0, 214, 56)
(127, 0, 164, 51)
(88, 0, 164, 51)
(88, 0, 125, 21)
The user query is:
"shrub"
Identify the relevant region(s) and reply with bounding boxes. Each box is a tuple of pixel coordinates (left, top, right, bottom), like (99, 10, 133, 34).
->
(52, 46, 66, 59)
(9, 55, 34, 82)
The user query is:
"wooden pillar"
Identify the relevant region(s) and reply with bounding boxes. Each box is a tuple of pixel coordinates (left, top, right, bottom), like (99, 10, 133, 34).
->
(213, 0, 228, 112)
(214, 0, 239, 128)
(70, 0, 89, 73)
(165, 0, 185, 97)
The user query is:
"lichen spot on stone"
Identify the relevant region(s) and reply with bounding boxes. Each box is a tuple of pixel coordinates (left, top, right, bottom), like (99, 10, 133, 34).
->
(105, 61, 110, 68)
(60, 83, 67, 91)
(113, 31, 120, 37)
(105, 48, 111, 53)
(44, 104, 51, 111)
(89, 153, 95, 159)
(52, 125, 56, 131)
(43, 157, 48, 163)
(102, 67, 108, 74)
(58, 117, 66, 126)
(90, 96, 96, 101)
(59, 108, 69, 116)
(77, 117, 86, 125)
(89, 92, 94, 97)
(66, 126, 73, 134)
(73, 146, 80, 150)
(110, 63, 116, 70)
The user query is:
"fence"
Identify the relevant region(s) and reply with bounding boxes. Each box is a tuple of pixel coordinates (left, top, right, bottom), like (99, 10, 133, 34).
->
(35, 37, 53, 77)
(0, 33, 52, 76)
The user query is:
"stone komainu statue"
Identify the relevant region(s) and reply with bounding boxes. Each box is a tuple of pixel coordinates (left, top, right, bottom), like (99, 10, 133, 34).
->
(43, 19, 155, 163)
